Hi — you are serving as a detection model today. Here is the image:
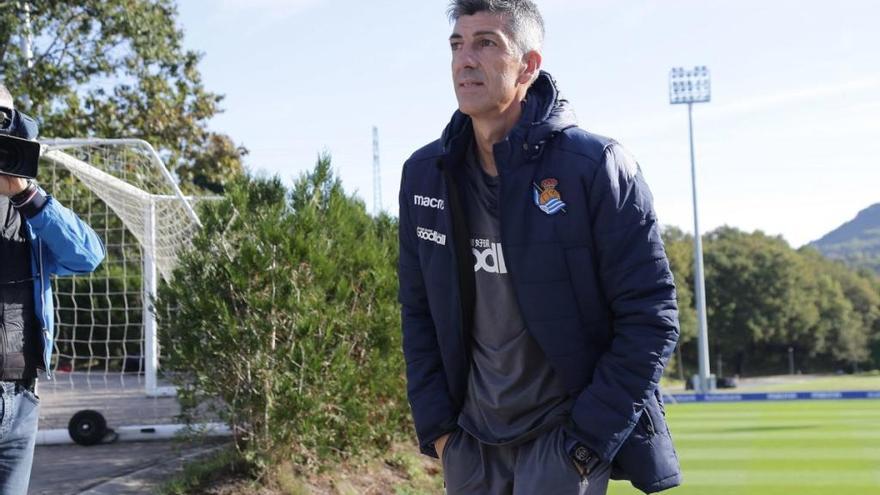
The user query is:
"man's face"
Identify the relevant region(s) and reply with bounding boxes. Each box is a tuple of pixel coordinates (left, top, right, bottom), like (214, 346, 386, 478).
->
(450, 12, 526, 119)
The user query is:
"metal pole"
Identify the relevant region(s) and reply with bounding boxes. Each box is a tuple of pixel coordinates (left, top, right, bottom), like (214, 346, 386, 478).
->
(689, 102, 712, 393)
(372, 126, 382, 216)
(19, 1, 34, 108)
(143, 197, 159, 396)
(676, 344, 685, 384)
(21, 3, 33, 68)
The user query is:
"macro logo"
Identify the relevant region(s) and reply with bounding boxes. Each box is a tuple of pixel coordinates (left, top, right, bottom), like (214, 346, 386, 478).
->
(472, 238, 507, 274)
(414, 194, 445, 210)
(417, 227, 446, 246)
(413, 194, 446, 210)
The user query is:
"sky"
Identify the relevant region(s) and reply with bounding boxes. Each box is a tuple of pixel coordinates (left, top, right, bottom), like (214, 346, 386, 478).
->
(176, 0, 880, 248)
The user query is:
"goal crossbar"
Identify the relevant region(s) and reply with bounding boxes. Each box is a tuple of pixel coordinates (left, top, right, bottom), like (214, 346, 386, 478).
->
(41, 138, 201, 227)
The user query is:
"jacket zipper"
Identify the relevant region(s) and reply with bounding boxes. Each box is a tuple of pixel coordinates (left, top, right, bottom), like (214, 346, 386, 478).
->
(439, 158, 475, 406)
(37, 240, 52, 379)
(0, 301, 5, 373)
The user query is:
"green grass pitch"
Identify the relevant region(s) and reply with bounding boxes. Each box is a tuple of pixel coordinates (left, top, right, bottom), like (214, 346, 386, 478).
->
(607, 400, 880, 495)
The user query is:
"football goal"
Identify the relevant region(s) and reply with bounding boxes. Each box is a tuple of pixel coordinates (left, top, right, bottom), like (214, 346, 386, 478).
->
(34, 138, 225, 444)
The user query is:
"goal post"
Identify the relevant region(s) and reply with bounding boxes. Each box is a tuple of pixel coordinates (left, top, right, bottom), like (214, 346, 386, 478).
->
(143, 193, 160, 396)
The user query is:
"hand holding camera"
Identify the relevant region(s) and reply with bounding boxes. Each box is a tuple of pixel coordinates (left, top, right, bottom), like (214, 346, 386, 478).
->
(0, 175, 29, 197)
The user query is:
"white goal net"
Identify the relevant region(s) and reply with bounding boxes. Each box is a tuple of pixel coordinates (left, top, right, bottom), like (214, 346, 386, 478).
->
(34, 139, 221, 443)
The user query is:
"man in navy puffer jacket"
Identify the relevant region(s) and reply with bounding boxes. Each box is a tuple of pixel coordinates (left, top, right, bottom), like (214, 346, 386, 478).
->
(398, 1, 681, 494)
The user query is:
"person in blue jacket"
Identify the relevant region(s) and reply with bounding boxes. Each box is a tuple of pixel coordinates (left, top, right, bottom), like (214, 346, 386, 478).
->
(397, 1, 681, 494)
(0, 84, 105, 494)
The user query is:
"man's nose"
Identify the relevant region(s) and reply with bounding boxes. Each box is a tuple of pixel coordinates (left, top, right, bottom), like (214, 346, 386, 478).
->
(452, 46, 478, 72)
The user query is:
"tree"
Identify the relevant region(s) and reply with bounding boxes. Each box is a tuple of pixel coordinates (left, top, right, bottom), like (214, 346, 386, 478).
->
(799, 248, 879, 369)
(660, 223, 880, 376)
(156, 156, 407, 471)
(702, 228, 819, 375)
(0, 0, 244, 193)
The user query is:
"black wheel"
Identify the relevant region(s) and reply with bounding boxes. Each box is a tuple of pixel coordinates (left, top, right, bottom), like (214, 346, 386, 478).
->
(68, 410, 107, 446)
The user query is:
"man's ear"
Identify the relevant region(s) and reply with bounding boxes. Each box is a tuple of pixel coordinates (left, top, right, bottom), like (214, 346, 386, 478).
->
(518, 50, 542, 85)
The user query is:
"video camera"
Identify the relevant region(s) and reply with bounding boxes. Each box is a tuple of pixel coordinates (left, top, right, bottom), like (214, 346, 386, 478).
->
(0, 107, 41, 179)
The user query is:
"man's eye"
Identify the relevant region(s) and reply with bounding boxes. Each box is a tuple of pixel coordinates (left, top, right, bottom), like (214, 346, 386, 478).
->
(479, 39, 496, 47)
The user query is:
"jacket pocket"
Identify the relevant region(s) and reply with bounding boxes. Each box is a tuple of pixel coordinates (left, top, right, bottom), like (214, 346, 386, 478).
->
(440, 428, 461, 468)
(637, 406, 656, 436)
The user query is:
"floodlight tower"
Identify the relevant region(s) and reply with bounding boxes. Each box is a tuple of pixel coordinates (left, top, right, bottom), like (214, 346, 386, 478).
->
(20, 3, 34, 68)
(21, 3, 33, 66)
(18, 2, 34, 107)
(372, 126, 382, 216)
(669, 66, 714, 394)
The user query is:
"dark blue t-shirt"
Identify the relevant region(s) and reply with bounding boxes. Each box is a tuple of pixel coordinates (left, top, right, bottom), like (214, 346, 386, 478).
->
(457, 142, 572, 446)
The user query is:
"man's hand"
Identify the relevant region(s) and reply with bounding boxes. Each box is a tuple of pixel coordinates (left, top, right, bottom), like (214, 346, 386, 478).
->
(0, 175, 28, 197)
(435, 432, 452, 459)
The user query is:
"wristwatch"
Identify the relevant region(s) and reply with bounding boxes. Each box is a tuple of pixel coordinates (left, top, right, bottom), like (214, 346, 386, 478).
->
(570, 443, 600, 477)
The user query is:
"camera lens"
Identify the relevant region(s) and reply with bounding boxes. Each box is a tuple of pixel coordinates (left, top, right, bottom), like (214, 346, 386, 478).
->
(0, 134, 39, 178)
(0, 147, 11, 163)
(0, 137, 24, 173)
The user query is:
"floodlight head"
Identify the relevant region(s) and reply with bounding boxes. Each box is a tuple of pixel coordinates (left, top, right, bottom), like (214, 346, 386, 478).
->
(669, 66, 711, 104)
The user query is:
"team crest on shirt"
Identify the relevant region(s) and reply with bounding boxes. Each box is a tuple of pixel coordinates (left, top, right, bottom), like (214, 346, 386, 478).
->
(532, 178, 567, 215)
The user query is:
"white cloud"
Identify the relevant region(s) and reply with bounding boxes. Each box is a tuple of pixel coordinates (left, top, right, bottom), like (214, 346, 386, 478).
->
(602, 75, 880, 142)
(708, 76, 880, 118)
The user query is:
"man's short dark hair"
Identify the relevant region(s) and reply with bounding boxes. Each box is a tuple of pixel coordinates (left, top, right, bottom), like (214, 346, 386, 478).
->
(447, 0, 545, 56)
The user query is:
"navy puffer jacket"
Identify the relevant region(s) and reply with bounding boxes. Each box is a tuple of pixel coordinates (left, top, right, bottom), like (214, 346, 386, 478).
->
(398, 71, 681, 493)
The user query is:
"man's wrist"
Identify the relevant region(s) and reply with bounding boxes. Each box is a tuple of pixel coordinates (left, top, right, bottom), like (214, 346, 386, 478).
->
(10, 181, 48, 218)
(10, 179, 36, 203)
(568, 442, 600, 476)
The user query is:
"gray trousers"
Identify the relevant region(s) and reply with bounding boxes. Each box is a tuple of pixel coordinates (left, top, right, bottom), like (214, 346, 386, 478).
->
(441, 424, 611, 495)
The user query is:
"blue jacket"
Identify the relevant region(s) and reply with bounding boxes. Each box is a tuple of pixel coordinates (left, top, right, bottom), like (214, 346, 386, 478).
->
(25, 191, 106, 377)
(398, 72, 681, 493)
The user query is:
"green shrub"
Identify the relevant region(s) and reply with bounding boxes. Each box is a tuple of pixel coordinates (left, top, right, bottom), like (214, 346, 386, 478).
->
(156, 155, 409, 472)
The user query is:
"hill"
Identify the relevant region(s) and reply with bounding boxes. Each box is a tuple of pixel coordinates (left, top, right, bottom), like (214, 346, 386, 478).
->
(811, 203, 880, 274)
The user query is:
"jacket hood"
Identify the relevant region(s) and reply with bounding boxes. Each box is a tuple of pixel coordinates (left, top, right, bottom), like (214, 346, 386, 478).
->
(440, 70, 577, 155)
